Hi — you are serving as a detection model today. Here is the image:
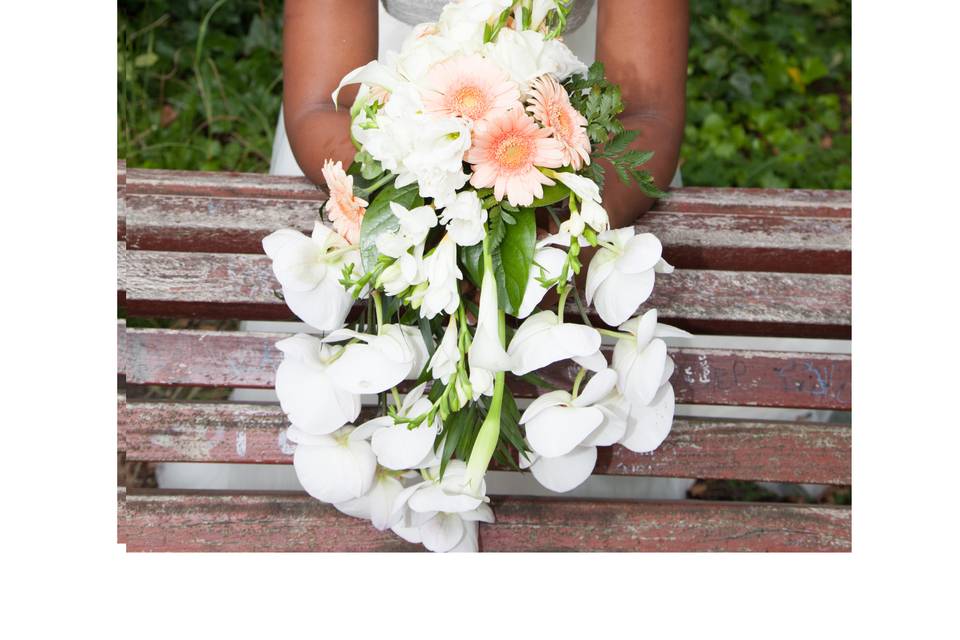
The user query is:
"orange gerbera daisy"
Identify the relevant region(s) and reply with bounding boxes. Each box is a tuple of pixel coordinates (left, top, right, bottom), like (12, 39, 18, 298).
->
(465, 107, 565, 207)
(527, 75, 591, 170)
(321, 160, 367, 245)
(422, 54, 521, 123)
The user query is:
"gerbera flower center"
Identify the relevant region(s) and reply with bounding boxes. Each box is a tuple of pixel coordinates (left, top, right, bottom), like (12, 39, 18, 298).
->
(494, 134, 533, 172)
(451, 85, 489, 120)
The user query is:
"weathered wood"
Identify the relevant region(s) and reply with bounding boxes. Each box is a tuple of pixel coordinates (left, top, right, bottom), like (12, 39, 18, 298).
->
(484, 496, 851, 552)
(118, 324, 851, 409)
(126, 167, 325, 200)
(119, 250, 851, 337)
(118, 487, 422, 552)
(119, 400, 851, 484)
(652, 186, 851, 217)
(118, 160, 126, 241)
(118, 488, 851, 552)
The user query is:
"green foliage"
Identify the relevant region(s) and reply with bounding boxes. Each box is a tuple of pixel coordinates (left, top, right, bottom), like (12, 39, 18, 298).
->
(564, 62, 662, 197)
(358, 180, 420, 273)
(683, 0, 851, 189)
(459, 208, 536, 317)
(118, 0, 283, 172)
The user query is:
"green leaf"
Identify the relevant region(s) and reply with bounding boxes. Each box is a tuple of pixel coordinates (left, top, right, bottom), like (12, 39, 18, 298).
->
(459, 242, 484, 288)
(358, 180, 421, 273)
(493, 208, 535, 316)
(438, 405, 475, 478)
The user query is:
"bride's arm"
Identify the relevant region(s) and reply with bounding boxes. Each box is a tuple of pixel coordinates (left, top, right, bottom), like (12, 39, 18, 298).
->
(283, 0, 378, 182)
(597, 0, 689, 226)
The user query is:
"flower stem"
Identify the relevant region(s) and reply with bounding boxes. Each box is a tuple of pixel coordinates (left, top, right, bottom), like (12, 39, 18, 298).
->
(371, 290, 383, 328)
(571, 367, 587, 399)
(597, 328, 632, 340)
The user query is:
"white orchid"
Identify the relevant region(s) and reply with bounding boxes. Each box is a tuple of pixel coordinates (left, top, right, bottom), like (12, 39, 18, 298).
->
(618, 382, 677, 453)
(550, 171, 602, 203)
(507, 310, 601, 376)
(391, 461, 494, 552)
(334, 471, 407, 532)
(322, 324, 428, 394)
(262, 223, 359, 332)
(288, 425, 377, 505)
(612, 309, 689, 407)
(274, 334, 361, 435)
(415, 234, 462, 319)
(379, 242, 427, 297)
(439, 190, 488, 246)
(517, 246, 569, 319)
(586, 228, 675, 327)
(429, 315, 460, 384)
(518, 369, 622, 493)
(353, 384, 441, 471)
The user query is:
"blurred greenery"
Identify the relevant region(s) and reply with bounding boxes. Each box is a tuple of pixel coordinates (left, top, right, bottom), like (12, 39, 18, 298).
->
(118, 0, 283, 172)
(117, 0, 851, 188)
(683, 0, 851, 188)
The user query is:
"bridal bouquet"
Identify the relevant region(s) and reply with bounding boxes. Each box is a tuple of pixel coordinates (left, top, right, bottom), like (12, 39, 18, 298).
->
(263, 0, 689, 552)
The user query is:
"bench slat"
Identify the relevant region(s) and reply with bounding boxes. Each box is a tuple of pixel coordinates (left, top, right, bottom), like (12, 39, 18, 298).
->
(124, 192, 850, 274)
(120, 324, 850, 409)
(118, 488, 850, 552)
(119, 249, 851, 337)
(118, 400, 851, 484)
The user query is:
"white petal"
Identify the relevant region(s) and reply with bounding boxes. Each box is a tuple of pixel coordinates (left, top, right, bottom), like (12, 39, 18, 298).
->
(525, 406, 603, 457)
(508, 312, 600, 376)
(618, 233, 663, 274)
(408, 483, 483, 514)
(519, 389, 572, 425)
(619, 383, 676, 453)
(655, 322, 694, 339)
(460, 502, 495, 523)
(419, 512, 465, 553)
(585, 247, 617, 305)
(447, 520, 480, 552)
(282, 277, 355, 332)
(332, 59, 403, 108)
(517, 247, 568, 319)
(654, 257, 675, 274)
(530, 446, 597, 493)
(584, 393, 629, 446)
(621, 338, 668, 406)
(661, 356, 676, 387)
(593, 268, 655, 327)
(293, 439, 376, 504)
(274, 338, 360, 434)
(371, 419, 439, 471)
(571, 368, 618, 408)
(573, 350, 608, 372)
(327, 342, 411, 394)
(262, 228, 306, 260)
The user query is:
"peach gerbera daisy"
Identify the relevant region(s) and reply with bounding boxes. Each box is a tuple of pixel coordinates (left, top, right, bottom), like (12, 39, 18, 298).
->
(465, 108, 565, 207)
(321, 160, 367, 245)
(422, 54, 521, 124)
(527, 75, 591, 170)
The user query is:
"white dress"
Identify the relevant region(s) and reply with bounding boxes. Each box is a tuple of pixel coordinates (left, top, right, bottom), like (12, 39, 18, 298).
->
(158, 2, 830, 500)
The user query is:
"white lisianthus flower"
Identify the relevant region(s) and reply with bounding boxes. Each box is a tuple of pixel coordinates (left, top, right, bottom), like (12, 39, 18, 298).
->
(416, 234, 463, 319)
(516, 246, 569, 318)
(439, 190, 488, 246)
(396, 23, 460, 85)
(352, 383, 441, 471)
(482, 28, 587, 90)
(586, 228, 671, 327)
(438, 0, 513, 54)
(288, 425, 377, 505)
(391, 461, 494, 552)
(375, 202, 438, 258)
(379, 242, 427, 297)
(612, 309, 690, 407)
(274, 334, 361, 435)
(262, 222, 359, 332)
(507, 310, 601, 376)
(322, 324, 428, 394)
(468, 268, 511, 373)
(518, 369, 620, 492)
(429, 315, 460, 384)
(357, 84, 471, 208)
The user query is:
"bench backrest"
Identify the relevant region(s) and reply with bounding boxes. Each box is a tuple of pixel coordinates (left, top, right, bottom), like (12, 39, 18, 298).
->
(117, 160, 852, 552)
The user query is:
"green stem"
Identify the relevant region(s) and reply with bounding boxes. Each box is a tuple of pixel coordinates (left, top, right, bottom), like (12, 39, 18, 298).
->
(597, 328, 632, 340)
(358, 172, 395, 196)
(371, 290, 383, 328)
(557, 287, 570, 323)
(571, 367, 587, 399)
(390, 387, 402, 409)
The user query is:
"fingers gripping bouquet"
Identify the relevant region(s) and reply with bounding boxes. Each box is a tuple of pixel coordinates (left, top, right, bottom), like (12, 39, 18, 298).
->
(263, 0, 690, 552)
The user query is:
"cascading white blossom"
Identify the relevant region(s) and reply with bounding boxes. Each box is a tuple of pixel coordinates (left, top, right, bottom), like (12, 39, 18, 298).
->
(266, 0, 688, 553)
(262, 223, 360, 331)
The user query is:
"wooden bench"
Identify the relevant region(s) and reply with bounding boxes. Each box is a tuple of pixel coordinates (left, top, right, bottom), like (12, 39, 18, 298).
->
(117, 160, 851, 552)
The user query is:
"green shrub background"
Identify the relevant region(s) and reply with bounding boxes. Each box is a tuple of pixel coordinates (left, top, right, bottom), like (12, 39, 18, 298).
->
(118, 0, 851, 189)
